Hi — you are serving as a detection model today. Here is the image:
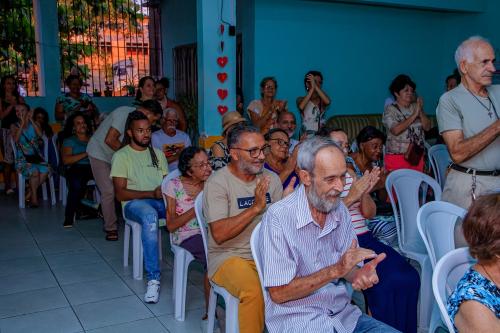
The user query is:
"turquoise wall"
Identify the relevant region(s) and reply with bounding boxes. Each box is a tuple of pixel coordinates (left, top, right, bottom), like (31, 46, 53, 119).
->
(244, 0, 499, 122)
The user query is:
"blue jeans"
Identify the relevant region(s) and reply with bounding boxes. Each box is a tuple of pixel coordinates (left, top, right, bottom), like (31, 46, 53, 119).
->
(124, 198, 165, 281)
(353, 314, 402, 333)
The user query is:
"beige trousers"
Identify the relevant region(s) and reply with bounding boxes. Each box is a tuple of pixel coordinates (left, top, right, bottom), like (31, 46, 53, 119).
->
(89, 156, 117, 232)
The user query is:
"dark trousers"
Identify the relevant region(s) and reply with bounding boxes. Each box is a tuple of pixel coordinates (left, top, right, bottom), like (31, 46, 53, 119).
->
(64, 164, 93, 222)
(358, 232, 420, 333)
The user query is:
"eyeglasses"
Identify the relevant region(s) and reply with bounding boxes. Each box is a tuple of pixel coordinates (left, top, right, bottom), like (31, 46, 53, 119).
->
(190, 162, 211, 169)
(264, 85, 275, 90)
(269, 138, 290, 148)
(232, 145, 270, 158)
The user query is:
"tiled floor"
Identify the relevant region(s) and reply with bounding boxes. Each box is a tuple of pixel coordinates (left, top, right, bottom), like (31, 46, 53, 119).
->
(0, 195, 208, 333)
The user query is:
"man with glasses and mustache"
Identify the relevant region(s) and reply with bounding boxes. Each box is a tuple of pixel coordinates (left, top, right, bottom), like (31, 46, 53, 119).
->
(152, 108, 191, 172)
(202, 125, 286, 333)
(258, 136, 400, 333)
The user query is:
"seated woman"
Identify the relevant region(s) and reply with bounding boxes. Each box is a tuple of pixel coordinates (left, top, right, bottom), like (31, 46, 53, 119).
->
(55, 75, 99, 126)
(264, 128, 299, 189)
(162, 147, 212, 319)
(328, 127, 420, 333)
(382, 74, 431, 172)
(61, 114, 94, 227)
(348, 126, 397, 247)
(208, 111, 246, 171)
(448, 193, 500, 333)
(247, 77, 287, 133)
(11, 103, 49, 208)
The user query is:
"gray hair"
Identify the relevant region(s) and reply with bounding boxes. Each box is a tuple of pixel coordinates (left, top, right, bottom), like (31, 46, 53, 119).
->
(297, 136, 342, 173)
(454, 36, 491, 70)
(227, 125, 260, 149)
(164, 108, 178, 119)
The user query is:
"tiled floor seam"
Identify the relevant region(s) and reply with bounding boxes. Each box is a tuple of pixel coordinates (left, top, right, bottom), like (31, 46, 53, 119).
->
(0, 305, 69, 320)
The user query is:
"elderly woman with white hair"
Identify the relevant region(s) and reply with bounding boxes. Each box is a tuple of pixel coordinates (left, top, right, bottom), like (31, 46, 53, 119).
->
(437, 35, 500, 210)
(151, 108, 191, 171)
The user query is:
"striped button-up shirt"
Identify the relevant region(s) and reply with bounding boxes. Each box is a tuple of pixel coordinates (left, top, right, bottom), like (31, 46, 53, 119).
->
(258, 185, 361, 333)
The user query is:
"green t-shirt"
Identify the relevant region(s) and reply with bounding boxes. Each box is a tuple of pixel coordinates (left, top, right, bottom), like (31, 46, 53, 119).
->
(63, 136, 90, 165)
(86, 106, 135, 163)
(110, 145, 168, 206)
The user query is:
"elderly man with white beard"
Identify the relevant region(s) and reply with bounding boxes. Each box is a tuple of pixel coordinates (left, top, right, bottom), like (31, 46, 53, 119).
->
(258, 136, 401, 333)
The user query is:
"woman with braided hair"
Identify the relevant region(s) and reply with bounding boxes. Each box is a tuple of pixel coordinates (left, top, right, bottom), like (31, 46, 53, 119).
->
(111, 110, 168, 303)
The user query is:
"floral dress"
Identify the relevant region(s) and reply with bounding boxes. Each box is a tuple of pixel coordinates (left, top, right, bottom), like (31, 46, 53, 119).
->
(447, 268, 500, 332)
(14, 123, 49, 177)
(56, 93, 95, 122)
(163, 176, 202, 245)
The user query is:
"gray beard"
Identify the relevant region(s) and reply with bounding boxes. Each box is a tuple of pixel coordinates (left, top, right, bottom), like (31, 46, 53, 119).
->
(237, 158, 263, 175)
(306, 182, 341, 214)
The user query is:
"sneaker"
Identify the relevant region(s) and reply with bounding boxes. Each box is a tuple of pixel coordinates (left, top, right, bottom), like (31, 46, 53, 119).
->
(144, 280, 160, 303)
(63, 219, 73, 228)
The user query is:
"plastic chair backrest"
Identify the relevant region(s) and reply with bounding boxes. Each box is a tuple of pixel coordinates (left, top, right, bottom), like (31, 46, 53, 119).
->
(160, 168, 181, 243)
(432, 247, 475, 332)
(428, 144, 451, 189)
(10, 138, 18, 160)
(51, 134, 60, 166)
(194, 191, 209, 263)
(250, 223, 268, 298)
(417, 201, 467, 269)
(385, 169, 442, 255)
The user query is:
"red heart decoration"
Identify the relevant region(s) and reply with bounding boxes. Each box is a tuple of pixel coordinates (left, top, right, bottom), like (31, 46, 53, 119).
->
(220, 24, 225, 35)
(218, 105, 228, 115)
(217, 56, 228, 67)
(217, 72, 228, 83)
(217, 89, 228, 100)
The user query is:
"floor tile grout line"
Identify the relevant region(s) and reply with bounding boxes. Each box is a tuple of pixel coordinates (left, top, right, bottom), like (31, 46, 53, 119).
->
(0, 305, 69, 321)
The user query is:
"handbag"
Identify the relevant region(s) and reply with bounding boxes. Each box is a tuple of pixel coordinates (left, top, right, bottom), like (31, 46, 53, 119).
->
(392, 103, 424, 166)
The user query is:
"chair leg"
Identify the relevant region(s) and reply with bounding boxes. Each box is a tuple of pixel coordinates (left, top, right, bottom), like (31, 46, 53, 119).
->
(158, 229, 163, 261)
(418, 257, 433, 331)
(132, 224, 143, 280)
(174, 250, 187, 321)
(42, 182, 48, 201)
(172, 249, 176, 300)
(206, 287, 217, 333)
(18, 174, 25, 209)
(123, 224, 131, 267)
(49, 175, 56, 206)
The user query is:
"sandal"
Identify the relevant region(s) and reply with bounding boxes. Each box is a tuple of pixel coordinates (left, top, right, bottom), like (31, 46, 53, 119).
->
(105, 230, 119, 241)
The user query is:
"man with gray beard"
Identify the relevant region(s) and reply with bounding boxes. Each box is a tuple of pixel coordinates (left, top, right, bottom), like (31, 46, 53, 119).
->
(203, 125, 293, 333)
(258, 136, 400, 333)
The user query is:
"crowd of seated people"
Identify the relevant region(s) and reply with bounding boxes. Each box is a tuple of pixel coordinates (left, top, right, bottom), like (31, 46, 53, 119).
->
(0, 34, 499, 333)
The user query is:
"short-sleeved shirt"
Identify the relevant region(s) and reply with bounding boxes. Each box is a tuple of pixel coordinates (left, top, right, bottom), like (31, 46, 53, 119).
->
(383, 103, 424, 154)
(258, 185, 360, 333)
(264, 162, 299, 189)
(63, 136, 89, 165)
(86, 106, 135, 163)
(162, 176, 201, 245)
(110, 145, 168, 206)
(151, 129, 191, 171)
(203, 166, 283, 277)
(437, 83, 500, 170)
(447, 267, 500, 332)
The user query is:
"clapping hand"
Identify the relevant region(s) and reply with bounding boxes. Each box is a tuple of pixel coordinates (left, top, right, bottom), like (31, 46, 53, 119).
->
(351, 251, 386, 291)
(253, 176, 270, 212)
(336, 239, 377, 278)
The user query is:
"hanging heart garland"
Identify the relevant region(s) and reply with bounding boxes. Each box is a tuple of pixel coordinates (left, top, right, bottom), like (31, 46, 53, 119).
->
(217, 56, 228, 67)
(217, 72, 228, 83)
(217, 89, 228, 100)
(218, 105, 228, 115)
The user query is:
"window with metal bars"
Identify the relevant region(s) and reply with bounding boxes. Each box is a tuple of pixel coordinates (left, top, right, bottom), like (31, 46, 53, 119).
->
(0, 0, 38, 96)
(57, 0, 162, 96)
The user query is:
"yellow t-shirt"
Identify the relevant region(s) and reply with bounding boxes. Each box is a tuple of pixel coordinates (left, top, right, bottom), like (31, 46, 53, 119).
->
(110, 145, 168, 206)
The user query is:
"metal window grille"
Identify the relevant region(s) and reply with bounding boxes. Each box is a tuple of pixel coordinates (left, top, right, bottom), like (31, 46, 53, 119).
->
(0, 0, 38, 96)
(57, 0, 162, 96)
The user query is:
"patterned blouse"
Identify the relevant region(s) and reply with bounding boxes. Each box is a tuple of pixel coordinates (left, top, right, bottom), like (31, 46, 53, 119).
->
(208, 141, 230, 171)
(447, 267, 500, 332)
(163, 176, 201, 245)
(382, 103, 424, 155)
(56, 93, 95, 121)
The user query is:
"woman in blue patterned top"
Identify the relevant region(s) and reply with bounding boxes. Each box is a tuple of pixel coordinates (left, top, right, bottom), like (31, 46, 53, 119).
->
(447, 193, 500, 332)
(55, 75, 99, 126)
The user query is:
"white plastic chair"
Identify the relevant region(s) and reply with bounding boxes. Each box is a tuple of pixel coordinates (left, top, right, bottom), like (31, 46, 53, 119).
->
(428, 144, 452, 190)
(195, 191, 240, 333)
(11, 137, 56, 208)
(432, 247, 475, 333)
(250, 223, 267, 300)
(417, 201, 467, 333)
(122, 171, 165, 281)
(417, 201, 467, 269)
(159, 169, 196, 321)
(385, 169, 442, 331)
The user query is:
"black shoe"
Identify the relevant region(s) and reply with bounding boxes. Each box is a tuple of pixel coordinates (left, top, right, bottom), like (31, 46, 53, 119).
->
(63, 220, 73, 228)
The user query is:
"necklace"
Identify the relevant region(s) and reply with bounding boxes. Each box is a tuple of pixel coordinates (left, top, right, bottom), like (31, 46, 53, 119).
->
(480, 264, 499, 286)
(464, 86, 500, 120)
